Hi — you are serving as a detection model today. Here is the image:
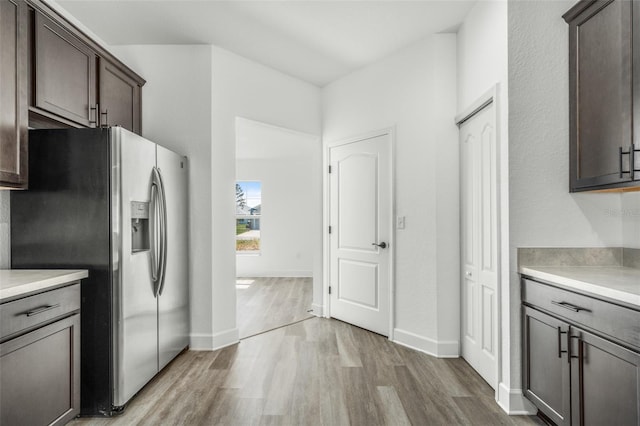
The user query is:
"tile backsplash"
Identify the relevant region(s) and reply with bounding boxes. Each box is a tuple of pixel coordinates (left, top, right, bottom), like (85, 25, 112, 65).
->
(518, 247, 640, 269)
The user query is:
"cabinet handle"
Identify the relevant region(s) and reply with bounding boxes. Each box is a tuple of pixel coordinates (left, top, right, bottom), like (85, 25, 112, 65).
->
(619, 145, 635, 178)
(101, 110, 109, 128)
(632, 144, 640, 180)
(25, 304, 60, 317)
(89, 104, 99, 127)
(557, 326, 568, 358)
(551, 300, 589, 313)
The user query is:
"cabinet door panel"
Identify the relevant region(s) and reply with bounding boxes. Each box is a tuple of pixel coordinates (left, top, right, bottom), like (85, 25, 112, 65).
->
(0, 314, 80, 426)
(523, 307, 571, 426)
(567, 0, 635, 190)
(571, 328, 640, 426)
(0, 0, 28, 188)
(99, 58, 141, 134)
(34, 12, 96, 127)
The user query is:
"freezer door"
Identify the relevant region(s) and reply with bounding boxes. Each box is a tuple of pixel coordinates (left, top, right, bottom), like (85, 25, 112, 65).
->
(111, 128, 159, 407)
(156, 145, 190, 370)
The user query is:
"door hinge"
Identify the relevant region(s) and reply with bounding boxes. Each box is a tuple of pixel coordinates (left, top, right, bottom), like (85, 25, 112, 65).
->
(328, 286, 332, 295)
(328, 226, 332, 234)
(328, 165, 332, 173)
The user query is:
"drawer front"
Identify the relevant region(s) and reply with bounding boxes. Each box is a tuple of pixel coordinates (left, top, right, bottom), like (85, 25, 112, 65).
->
(522, 278, 640, 350)
(0, 283, 80, 340)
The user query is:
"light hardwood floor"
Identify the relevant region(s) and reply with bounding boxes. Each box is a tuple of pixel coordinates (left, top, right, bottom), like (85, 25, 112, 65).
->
(236, 277, 313, 339)
(70, 318, 543, 426)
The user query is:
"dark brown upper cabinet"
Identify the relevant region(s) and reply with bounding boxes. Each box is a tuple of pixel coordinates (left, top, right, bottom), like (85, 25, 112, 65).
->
(564, 0, 640, 192)
(32, 12, 98, 128)
(0, 0, 29, 189)
(98, 58, 142, 134)
(26, 0, 145, 135)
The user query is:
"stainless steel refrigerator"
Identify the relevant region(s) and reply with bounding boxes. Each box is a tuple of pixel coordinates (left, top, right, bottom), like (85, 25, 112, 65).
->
(10, 127, 189, 416)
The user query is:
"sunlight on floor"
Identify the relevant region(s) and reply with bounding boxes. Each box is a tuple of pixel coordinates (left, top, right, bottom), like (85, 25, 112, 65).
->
(236, 278, 255, 289)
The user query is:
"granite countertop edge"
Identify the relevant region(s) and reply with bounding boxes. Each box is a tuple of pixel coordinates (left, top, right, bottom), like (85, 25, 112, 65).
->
(519, 265, 640, 309)
(0, 270, 89, 304)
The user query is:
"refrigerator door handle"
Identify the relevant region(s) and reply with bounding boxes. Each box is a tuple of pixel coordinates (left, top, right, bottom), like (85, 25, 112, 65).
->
(150, 168, 163, 296)
(156, 167, 169, 296)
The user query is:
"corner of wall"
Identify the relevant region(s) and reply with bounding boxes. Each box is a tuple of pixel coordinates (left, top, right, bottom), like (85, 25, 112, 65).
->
(190, 327, 239, 351)
(497, 383, 538, 415)
(393, 328, 459, 358)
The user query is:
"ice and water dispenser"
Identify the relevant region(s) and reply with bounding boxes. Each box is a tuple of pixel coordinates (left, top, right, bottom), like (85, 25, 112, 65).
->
(131, 201, 150, 252)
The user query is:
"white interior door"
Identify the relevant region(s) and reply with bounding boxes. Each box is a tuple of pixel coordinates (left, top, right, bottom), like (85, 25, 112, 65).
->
(460, 103, 498, 388)
(329, 132, 392, 336)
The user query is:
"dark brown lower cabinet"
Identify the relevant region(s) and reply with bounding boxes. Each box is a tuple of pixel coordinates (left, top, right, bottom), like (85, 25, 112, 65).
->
(523, 307, 571, 426)
(0, 283, 81, 426)
(0, 315, 80, 426)
(570, 328, 640, 426)
(522, 277, 640, 425)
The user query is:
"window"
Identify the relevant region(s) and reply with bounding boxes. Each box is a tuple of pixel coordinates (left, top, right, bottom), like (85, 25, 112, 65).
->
(236, 181, 261, 253)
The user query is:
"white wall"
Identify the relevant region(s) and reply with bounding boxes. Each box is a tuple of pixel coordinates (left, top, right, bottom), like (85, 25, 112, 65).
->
(323, 35, 459, 356)
(457, 0, 520, 411)
(508, 0, 625, 405)
(210, 47, 322, 343)
(109, 44, 215, 348)
(236, 158, 314, 277)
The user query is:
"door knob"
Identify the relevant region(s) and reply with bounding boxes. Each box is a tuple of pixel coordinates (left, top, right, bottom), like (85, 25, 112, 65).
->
(372, 242, 387, 249)
(465, 271, 472, 277)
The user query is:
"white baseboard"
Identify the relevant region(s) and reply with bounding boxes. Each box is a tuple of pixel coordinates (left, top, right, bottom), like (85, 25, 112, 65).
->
(310, 303, 324, 317)
(235, 271, 313, 278)
(497, 382, 538, 415)
(190, 328, 239, 351)
(392, 328, 459, 358)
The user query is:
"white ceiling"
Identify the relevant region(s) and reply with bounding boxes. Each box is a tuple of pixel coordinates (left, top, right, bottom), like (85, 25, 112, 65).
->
(57, 0, 476, 87)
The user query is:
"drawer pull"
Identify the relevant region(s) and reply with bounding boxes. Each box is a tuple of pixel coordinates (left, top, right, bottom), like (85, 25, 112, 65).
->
(25, 304, 60, 317)
(551, 300, 589, 313)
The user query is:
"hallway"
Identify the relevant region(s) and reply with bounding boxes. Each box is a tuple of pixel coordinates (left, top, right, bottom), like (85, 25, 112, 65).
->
(236, 277, 314, 339)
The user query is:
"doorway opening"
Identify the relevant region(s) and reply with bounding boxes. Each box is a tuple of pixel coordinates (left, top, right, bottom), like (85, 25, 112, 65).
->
(235, 118, 322, 339)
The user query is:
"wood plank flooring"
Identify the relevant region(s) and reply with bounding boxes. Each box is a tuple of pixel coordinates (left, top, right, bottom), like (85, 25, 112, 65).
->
(70, 318, 544, 426)
(236, 277, 313, 339)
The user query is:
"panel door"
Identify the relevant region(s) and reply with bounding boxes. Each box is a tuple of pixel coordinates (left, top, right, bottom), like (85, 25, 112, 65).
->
(329, 132, 392, 336)
(569, 0, 634, 190)
(570, 328, 640, 426)
(460, 103, 498, 388)
(112, 127, 158, 407)
(523, 307, 571, 426)
(0, 0, 28, 188)
(156, 145, 189, 370)
(0, 314, 80, 426)
(34, 12, 96, 127)
(99, 58, 141, 134)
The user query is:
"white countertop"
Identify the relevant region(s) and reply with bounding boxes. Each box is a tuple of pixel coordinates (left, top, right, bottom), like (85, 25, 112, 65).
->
(520, 266, 640, 308)
(0, 270, 89, 303)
